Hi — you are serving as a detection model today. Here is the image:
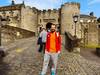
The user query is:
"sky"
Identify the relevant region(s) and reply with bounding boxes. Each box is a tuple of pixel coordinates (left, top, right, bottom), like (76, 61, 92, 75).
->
(0, 0, 100, 18)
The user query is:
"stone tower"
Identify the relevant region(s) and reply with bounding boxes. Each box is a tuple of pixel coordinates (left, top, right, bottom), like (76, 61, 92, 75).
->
(61, 2, 81, 38)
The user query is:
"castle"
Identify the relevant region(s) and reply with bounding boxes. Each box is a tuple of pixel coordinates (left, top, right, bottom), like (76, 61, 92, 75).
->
(0, 0, 98, 46)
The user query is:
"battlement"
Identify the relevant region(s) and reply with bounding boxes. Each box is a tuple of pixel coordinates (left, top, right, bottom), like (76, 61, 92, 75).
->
(40, 9, 59, 13)
(32, 7, 38, 13)
(62, 2, 80, 9)
(32, 7, 38, 11)
(23, 6, 38, 14)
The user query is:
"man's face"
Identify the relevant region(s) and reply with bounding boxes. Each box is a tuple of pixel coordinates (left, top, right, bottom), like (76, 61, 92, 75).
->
(51, 25, 56, 32)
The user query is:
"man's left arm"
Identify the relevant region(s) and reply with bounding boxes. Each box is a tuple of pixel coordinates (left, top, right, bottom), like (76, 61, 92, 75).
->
(58, 33, 61, 54)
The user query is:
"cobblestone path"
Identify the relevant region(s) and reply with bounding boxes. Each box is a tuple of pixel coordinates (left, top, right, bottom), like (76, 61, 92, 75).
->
(0, 37, 100, 75)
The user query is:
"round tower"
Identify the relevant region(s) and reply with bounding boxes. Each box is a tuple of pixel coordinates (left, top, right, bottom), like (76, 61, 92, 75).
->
(61, 2, 81, 38)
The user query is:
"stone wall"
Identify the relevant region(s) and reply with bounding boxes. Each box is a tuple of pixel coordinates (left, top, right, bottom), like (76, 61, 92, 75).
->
(0, 10, 21, 27)
(21, 6, 38, 34)
(0, 2, 99, 46)
(98, 23, 100, 45)
(2, 25, 35, 45)
(88, 22, 98, 45)
(37, 9, 59, 30)
(80, 15, 98, 46)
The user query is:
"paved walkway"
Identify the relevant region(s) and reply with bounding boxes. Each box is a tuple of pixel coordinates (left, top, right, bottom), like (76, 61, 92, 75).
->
(0, 37, 100, 75)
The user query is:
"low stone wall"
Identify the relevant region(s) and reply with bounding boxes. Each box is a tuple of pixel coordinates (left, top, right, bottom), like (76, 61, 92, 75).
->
(64, 32, 81, 52)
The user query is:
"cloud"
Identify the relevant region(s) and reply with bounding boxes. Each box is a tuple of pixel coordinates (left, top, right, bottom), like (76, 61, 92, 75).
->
(88, 0, 100, 5)
(8, 0, 62, 10)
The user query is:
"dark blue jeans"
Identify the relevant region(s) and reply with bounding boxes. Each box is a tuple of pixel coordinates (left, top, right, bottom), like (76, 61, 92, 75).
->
(38, 42, 46, 53)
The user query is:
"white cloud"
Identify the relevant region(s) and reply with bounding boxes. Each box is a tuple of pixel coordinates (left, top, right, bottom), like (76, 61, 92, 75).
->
(88, 0, 100, 5)
(8, 0, 63, 10)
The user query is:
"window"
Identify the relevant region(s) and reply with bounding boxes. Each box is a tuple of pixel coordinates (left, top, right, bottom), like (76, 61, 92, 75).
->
(40, 19, 41, 23)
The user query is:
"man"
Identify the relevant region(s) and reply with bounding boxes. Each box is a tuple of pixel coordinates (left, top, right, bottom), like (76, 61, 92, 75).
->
(40, 23, 61, 75)
(38, 28, 47, 53)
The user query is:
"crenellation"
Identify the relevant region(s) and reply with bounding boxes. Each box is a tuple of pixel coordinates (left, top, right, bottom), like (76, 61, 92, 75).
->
(48, 9, 51, 12)
(64, 2, 80, 9)
(43, 9, 46, 13)
(32, 7, 38, 12)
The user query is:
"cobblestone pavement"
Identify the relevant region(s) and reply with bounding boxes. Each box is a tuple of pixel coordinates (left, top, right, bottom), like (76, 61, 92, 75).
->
(0, 37, 100, 75)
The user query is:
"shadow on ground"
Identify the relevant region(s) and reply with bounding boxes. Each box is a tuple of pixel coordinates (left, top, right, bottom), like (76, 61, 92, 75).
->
(0, 58, 11, 75)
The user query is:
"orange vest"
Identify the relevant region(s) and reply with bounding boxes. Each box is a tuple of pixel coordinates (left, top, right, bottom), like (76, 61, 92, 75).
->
(45, 32, 61, 53)
(50, 32, 56, 53)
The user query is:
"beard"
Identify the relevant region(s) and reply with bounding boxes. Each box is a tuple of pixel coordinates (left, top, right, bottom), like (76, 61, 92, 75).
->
(51, 29, 55, 33)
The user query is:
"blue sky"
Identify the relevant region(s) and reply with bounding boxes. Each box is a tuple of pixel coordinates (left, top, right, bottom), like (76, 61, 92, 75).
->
(0, 0, 100, 18)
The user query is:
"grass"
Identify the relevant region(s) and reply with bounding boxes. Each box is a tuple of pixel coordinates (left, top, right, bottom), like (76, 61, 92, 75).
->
(85, 44, 100, 48)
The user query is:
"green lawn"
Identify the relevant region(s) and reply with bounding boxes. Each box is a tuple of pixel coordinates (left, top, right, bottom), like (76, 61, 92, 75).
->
(85, 44, 100, 48)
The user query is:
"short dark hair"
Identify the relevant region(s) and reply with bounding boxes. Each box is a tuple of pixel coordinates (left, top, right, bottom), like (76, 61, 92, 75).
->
(46, 22, 52, 29)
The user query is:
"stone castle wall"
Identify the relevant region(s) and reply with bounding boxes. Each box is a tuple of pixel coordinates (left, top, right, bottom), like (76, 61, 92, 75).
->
(38, 9, 59, 28)
(98, 23, 100, 45)
(0, 2, 99, 46)
(0, 2, 81, 36)
(88, 22, 98, 45)
(0, 10, 21, 27)
(21, 6, 38, 33)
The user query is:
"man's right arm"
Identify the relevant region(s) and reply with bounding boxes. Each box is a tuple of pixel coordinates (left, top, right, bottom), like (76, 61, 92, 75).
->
(45, 33, 49, 53)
